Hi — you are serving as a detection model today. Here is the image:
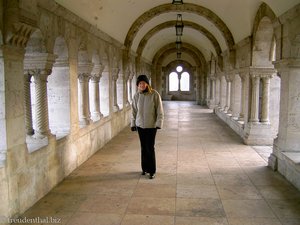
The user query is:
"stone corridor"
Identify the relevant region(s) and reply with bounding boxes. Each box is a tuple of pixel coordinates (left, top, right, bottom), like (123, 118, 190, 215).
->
(13, 101, 300, 225)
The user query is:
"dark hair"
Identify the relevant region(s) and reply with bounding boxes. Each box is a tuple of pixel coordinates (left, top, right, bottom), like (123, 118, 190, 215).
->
(136, 75, 149, 86)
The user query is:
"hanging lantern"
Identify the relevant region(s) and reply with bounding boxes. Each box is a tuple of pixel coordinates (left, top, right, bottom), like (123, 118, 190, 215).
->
(172, 0, 184, 5)
(175, 14, 184, 36)
(175, 36, 182, 49)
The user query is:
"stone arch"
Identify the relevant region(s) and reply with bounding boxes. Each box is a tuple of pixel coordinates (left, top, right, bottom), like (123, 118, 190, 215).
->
(100, 46, 110, 117)
(152, 42, 207, 95)
(251, 3, 280, 140)
(164, 60, 195, 101)
(252, 16, 275, 67)
(48, 36, 71, 137)
(24, 29, 53, 144)
(153, 43, 206, 70)
(77, 33, 93, 127)
(136, 20, 222, 59)
(25, 29, 47, 54)
(252, 3, 276, 67)
(125, 3, 235, 51)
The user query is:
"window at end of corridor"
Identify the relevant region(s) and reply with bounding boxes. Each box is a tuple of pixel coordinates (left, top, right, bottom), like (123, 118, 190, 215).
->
(169, 67, 190, 92)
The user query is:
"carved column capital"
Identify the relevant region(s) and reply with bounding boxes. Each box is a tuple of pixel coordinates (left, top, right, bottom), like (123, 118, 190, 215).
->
(24, 53, 57, 72)
(78, 73, 90, 82)
(112, 68, 120, 80)
(6, 22, 36, 48)
(249, 67, 277, 79)
(78, 62, 94, 75)
(91, 63, 105, 80)
(227, 70, 237, 82)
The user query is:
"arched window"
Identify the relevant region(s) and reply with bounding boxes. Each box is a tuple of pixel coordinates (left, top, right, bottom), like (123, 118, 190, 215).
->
(169, 72, 179, 91)
(180, 72, 190, 91)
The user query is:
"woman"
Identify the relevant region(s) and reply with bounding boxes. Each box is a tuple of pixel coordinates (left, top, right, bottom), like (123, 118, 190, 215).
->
(131, 75, 164, 179)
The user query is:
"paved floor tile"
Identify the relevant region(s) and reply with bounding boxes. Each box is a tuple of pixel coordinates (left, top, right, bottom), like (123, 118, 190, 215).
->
(16, 101, 300, 225)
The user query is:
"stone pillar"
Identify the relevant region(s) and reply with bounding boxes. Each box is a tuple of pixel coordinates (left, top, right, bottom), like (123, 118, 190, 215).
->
(90, 75, 101, 121)
(90, 64, 104, 121)
(206, 76, 211, 104)
(261, 76, 271, 124)
(211, 79, 215, 100)
(78, 61, 93, 126)
(243, 67, 277, 145)
(195, 67, 201, 104)
(24, 72, 34, 135)
(225, 78, 231, 112)
(227, 72, 235, 115)
(78, 73, 90, 126)
(33, 69, 51, 138)
(178, 73, 181, 91)
(238, 76, 246, 121)
(270, 59, 300, 163)
(129, 73, 133, 103)
(218, 77, 222, 108)
(124, 70, 130, 107)
(24, 53, 57, 138)
(202, 74, 207, 105)
(249, 75, 260, 123)
(112, 68, 120, 112)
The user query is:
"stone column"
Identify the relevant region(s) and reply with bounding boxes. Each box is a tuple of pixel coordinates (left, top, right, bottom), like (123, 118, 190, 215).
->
(227, 72, 235, 115)
(24, 53, 57, 138)
(211, 78, 216, 101)
(78, 73, 90, 126)
(195, 67, 201, 104)
(225, 78, 231, 112)
(261, 76, 271, 124)
(33, 69, 52, 138)
(178, 73, 181, 91)
(90, 75, 101, 121)
(270, 59, 300, 157)
(129, 73, 133, 103)
(90, 64, 104, 121)
(218, 77, 222, 108)
(24, 72, 34, 135)
(249, 75, 260, 123)
(206, 76, 211, 103)
(238, 76, 246, 121)
(112, 68, 120, 112)
(124, 69, 130, 107)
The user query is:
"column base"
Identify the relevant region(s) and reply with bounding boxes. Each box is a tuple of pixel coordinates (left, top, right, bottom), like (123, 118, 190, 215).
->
(79, 118, 90, 127)
(91, 112, 103, 122)
(268, 153, 278, 170)
(113, 104, 120, 112)
(243, 122, 276, 145)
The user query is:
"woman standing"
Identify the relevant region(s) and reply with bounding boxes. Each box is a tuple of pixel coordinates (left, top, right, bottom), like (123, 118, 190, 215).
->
(131, 75, 164, 179)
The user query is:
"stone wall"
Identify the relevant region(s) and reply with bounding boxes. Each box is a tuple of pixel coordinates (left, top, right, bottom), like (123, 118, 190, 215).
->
(0, 0, 135, 223)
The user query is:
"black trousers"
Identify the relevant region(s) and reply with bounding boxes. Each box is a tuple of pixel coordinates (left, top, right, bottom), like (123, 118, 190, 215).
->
(137, 127, 157, 174)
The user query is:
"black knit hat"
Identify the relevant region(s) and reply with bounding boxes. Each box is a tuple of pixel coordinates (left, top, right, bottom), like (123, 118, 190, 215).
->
(136, 75, 149, 86)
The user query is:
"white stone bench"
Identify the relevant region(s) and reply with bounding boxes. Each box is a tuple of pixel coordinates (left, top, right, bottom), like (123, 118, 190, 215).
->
(281, 152, 300, 190)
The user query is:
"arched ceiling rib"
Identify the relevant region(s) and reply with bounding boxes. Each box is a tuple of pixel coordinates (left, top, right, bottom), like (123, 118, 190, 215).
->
(54, 0, 300, 65)
(124, 3, 235, 51)
(153, 42, 207, 70)
(136, 20, 222, 59)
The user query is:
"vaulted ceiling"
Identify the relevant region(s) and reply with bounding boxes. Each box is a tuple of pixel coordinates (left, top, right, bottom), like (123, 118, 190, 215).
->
(54, 0, 300, 64)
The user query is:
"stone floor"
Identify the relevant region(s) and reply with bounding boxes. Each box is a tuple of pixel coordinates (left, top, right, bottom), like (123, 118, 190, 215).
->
(15, 101, 300, 225)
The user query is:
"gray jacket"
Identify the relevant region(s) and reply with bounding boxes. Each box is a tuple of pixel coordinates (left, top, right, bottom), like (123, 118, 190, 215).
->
(131, 89, 164, 129)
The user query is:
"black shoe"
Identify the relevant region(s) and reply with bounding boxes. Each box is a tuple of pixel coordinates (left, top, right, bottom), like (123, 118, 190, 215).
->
(149, 174, 155, 179)
(141, 171, 146, 175)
